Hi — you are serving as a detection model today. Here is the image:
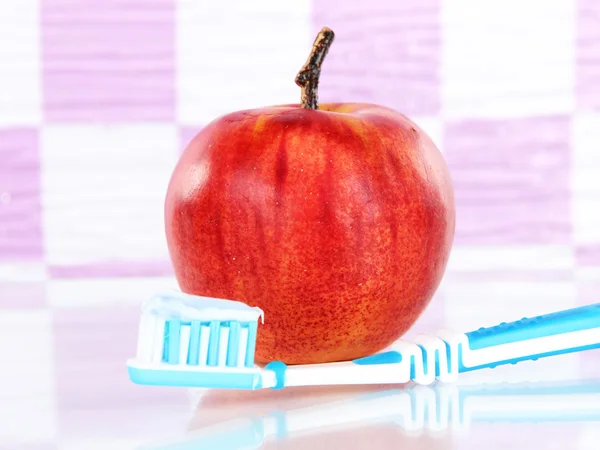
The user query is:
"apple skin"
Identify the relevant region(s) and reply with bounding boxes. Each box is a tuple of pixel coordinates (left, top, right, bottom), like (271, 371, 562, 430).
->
(165, 102, 455, 365)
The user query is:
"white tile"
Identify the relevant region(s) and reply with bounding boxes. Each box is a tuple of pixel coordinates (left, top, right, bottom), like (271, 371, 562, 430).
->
(0, 311, 57, 442)
(443, 279, 577, 332)
(0, 396, 57, 445)
(579, 424, 600, 450)
(575, 266, 600, 283)
(446, 245, 575, 272)
(441, 0, 575, 118)
(410, 115, 444, 153)
(176, 0, 312, 124)
(46, 276, 178, 308)
(0, 1, 41, 125)
(0, 262, 47, 282)
(572, 112, 600, 245)
(0, 311, 56, 394)
(41, 124, 179, 265)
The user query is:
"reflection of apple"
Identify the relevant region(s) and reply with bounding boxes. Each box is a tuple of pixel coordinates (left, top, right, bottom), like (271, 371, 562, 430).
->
(165, 27, 455, 364)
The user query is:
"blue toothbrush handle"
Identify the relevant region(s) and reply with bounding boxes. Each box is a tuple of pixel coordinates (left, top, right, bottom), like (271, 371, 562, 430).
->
(458, 303, 600, 372)
(465, 303, 600, 350)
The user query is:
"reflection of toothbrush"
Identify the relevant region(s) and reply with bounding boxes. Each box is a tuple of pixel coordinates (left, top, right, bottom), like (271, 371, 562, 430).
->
(139, 380, 600, 449)
(127, 290, 600, 389)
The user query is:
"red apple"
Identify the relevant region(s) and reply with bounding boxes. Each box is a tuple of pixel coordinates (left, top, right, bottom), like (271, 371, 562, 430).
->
(165, 27, 455, 365)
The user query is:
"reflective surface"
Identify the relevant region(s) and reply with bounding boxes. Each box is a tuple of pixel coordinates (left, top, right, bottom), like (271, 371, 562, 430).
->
(2, 271, 600, 449)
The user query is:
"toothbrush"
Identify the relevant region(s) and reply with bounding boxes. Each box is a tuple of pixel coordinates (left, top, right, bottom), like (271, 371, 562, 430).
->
(127, 290, 600, 390)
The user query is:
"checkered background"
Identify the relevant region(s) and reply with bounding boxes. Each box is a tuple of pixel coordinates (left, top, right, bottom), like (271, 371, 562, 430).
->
(1, 0, 600, 448)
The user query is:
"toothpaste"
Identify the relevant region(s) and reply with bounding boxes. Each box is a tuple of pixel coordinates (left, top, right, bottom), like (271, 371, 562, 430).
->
(142, 290, 264, 323)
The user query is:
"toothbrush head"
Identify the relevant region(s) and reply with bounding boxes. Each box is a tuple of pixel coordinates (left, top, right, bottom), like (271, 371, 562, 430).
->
(127, 290, 266, 390)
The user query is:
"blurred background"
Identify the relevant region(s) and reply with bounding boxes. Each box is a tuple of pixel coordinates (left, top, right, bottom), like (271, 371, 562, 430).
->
(1, 0, 600, 448)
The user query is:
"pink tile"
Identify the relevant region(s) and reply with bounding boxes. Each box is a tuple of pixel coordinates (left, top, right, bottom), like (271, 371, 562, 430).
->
(48, 259, 173, 279)
(311, 0, 441, 115)
(444, 116, 571, 245)
(52, 306, 186, 414)
(41, 0, 175, 121)
(180, 126, 202, 153)
(577, 279, 600, 306)
(577, 0, 600, 109)
(0, 129, 43, 261)
(576, 245, 600, 267)
(0, 282, 47, 309)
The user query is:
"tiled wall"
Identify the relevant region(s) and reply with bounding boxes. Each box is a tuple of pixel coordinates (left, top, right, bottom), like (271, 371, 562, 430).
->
(1, 0, 599, 319)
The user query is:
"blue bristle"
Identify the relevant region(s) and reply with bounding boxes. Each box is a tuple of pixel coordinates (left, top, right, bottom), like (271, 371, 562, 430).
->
(164, 318, 259, 368)
(187, 321, 201, 365)
(227, 322, 241, 367)
(207, 321, 221, 366)
(167, 320, 181, 364)
(245, 321, 258, 367)
(162, 321, 170, 362)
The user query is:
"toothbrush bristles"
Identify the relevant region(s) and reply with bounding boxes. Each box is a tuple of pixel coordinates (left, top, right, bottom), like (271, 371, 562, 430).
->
(136, 315, 259, 369)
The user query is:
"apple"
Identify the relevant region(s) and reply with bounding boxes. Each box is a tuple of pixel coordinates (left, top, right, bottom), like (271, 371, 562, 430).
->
(165, 27, 455, 365)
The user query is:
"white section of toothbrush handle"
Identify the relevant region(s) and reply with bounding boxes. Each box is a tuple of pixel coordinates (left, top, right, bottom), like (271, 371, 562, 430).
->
(267, 331, 467, 389)
(461, 327, 600, 368)
(402, 332, 463, 384)
(278, 359, 411, 388)
(263, 324, 600, 390)
(408, 326, 600, 383)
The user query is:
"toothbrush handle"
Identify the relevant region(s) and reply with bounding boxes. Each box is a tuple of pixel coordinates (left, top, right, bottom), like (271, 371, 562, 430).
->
(461, 303, 600, 370)
(264, 303, 600, 389)
(466, 303, 600, 349)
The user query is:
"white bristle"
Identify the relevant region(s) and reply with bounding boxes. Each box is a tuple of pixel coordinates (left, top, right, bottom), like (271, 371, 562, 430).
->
(136, 315, 154, 362)
(151, 317, 166, 363)
(140, 315, 156, 363)
(237, 326, 249, 367)
(218, 326, 230, 366)
(179, 325, 191, 364)
(199, 325, 211, 365)
(135, 317, 256, 368)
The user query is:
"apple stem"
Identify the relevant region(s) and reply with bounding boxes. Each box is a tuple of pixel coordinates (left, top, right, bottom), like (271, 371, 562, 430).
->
(295, 27, 335, 110)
